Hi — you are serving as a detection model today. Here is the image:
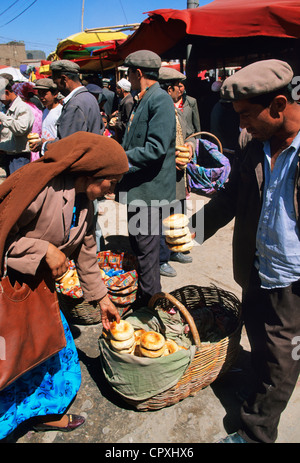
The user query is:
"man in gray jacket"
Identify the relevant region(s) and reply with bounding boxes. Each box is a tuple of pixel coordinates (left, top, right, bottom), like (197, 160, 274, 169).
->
(116, 50, 176, 306)
(50, 60, 104, 138)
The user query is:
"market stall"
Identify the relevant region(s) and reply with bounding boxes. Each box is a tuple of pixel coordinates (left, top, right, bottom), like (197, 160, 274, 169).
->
(102, 0, 300, 72)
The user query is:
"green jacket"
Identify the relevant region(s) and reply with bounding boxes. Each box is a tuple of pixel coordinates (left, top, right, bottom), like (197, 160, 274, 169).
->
(116, 82, 176, 206)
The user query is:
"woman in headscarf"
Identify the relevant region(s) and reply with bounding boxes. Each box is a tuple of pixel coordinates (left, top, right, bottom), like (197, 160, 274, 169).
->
(0, 132, 129, 439)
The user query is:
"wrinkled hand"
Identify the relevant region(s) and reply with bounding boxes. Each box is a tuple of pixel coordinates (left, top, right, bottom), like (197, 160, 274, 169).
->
(98, 294, 120, 330)
(29, 139, 42, 152)
(45, 243, 69, 279)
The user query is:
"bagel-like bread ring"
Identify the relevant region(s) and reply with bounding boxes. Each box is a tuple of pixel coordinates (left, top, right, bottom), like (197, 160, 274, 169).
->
(27, 132, 40, 140)
(110, 340, 136, 355)
(110, 320, 134, 341)
(162, 214, 189, 229)
(134, 329, 146, 344)
(140, 344, 166, 358)
(164, 339, 179, 355)
(110, 334, 135, 351)
(167, 241, 194, 252)
(176, 151, 190, 159)
(176, 157, 189, 164)
(140, 331, 165, 350)
(164, 226, 189, 238)
(176, 145, 190, 152)
(166, 233, 192, 245)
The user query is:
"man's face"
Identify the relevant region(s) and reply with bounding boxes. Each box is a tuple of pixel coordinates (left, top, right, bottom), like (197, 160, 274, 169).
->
(127, 68, 140, 92)
(37, 89, 57, 108)
(168, 81, 181, 103)
(233, 99, 282, 141)
(52, 73, 69, 96)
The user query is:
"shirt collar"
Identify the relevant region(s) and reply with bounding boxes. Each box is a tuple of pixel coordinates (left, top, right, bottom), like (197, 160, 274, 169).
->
(62, 86, 83, 105)
(263, 129, 300, 158)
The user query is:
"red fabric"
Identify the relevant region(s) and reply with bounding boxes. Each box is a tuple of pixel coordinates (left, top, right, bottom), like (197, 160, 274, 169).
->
(148, 0, 300, 39)
(110, 0, 300, 62)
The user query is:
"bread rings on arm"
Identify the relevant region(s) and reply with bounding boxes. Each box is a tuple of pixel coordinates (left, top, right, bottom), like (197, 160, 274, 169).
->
(167, 241, 194, 252)
(166, 233, 192, 245)
(162, 214, 189, 229)
(27, 132, 40, 140)
(110, 320, 134, 341)
(164, 226, 189, 238)
(176, 145, 190, 152)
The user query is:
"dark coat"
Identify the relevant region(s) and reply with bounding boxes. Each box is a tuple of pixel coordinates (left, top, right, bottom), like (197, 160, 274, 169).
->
(116, 83, 176, 206)
(195, 138, 300, 290)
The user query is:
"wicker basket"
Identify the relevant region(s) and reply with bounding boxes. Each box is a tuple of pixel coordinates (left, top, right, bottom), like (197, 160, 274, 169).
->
(123, 285, 242, 411)
(57, 293, 101, 325)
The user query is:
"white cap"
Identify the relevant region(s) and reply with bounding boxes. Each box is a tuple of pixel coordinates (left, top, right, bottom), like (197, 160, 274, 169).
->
(117, 78, 131, 92)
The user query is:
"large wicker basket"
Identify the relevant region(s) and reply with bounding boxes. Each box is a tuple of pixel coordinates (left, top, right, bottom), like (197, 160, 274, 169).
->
(123, 285, 242, 411)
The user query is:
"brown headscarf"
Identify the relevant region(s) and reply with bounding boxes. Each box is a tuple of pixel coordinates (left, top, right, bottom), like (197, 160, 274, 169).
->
(0, 132, 129, 273)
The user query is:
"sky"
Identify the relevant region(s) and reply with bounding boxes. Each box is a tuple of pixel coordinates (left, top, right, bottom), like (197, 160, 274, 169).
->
(0, 0, 212, 58)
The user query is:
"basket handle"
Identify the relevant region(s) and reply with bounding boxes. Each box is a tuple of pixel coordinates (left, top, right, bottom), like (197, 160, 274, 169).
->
(186, 131, 223, 154)
(148, 292, 201, 348)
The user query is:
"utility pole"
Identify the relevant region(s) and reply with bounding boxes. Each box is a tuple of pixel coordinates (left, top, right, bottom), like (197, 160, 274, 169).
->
(81, 0, 85, 32)
(186, 0, 199, 84)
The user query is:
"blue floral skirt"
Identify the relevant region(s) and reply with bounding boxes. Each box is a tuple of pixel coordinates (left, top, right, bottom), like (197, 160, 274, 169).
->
(0, 311, 81, 439)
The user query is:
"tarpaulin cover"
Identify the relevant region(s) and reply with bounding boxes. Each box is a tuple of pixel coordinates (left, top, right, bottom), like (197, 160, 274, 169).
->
(110, 0, 300, 62)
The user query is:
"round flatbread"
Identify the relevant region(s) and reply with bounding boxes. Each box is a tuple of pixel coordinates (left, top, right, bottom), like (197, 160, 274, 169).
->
(162, 214, 189, 229)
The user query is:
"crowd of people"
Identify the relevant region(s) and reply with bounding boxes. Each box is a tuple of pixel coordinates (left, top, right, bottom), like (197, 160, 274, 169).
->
(0, 51, 299, 445)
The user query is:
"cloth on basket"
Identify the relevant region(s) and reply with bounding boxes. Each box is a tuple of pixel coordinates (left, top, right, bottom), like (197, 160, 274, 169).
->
(99, 306, 196, 401)
(186, 138, 231, 195)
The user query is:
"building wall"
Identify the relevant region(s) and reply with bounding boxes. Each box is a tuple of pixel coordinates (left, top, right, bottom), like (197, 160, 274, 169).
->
(0, 42, 26, 67)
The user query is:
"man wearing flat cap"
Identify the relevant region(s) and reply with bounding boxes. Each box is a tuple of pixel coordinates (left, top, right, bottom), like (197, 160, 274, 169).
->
(116, 50, 176, 307)
(49, 59, 103, 140)
(28, 78, 62, 149)
(192, 59, 300, 443)
(158, 66, 196, 277)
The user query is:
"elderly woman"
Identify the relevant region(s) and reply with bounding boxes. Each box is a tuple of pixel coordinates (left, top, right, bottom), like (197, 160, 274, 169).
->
(0, 132, 128, 439)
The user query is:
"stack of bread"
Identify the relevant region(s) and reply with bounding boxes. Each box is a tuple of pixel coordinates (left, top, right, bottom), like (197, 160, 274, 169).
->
(176, 145, 190, 169)
(163, 213, 193, 253)
(27, 132, 41, 149)
(105, 321, 184, 358)
(109, 320, 136, 354)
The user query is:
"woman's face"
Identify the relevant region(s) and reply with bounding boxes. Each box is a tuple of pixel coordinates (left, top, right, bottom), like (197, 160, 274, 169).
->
(84, 174, 123, 200)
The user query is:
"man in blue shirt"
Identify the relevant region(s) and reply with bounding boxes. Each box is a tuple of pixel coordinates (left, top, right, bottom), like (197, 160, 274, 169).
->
(193, 59, 300, 443)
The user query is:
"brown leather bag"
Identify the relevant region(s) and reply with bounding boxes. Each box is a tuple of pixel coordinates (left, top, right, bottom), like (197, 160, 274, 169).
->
(0, 274, 66, 391)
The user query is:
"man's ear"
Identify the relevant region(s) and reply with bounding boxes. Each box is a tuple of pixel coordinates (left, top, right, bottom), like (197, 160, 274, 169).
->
(270, 95, 288, 117)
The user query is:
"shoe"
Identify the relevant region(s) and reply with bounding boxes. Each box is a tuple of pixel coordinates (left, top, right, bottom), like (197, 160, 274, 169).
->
(160, 262, 177, 277)
(33, 414, 85, 433)
(217, 432, 247, 443)
(170, 252, 193, 264)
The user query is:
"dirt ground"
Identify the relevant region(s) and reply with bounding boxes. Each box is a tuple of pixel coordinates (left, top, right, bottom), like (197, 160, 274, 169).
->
(9, 193, 300, 445)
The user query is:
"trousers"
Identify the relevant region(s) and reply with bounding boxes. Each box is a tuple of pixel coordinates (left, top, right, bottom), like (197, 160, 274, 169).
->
(239, 267, 300, 443)
(127, 206, 162, 306)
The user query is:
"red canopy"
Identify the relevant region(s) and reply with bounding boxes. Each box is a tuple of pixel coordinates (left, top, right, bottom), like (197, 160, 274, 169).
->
(107, 0, 300, 69)
(149, 0, 300, 39)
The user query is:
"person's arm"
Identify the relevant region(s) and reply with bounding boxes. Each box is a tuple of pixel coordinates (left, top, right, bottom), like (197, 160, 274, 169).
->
(0, 106, 34, 136)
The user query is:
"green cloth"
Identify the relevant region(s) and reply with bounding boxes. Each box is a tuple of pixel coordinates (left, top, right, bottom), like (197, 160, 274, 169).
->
(99, 307, 196, 401)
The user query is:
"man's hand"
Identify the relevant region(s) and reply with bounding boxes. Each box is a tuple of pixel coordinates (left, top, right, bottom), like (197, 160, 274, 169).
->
(45, 243, 69, 279)
(98, 294, 120, 331)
